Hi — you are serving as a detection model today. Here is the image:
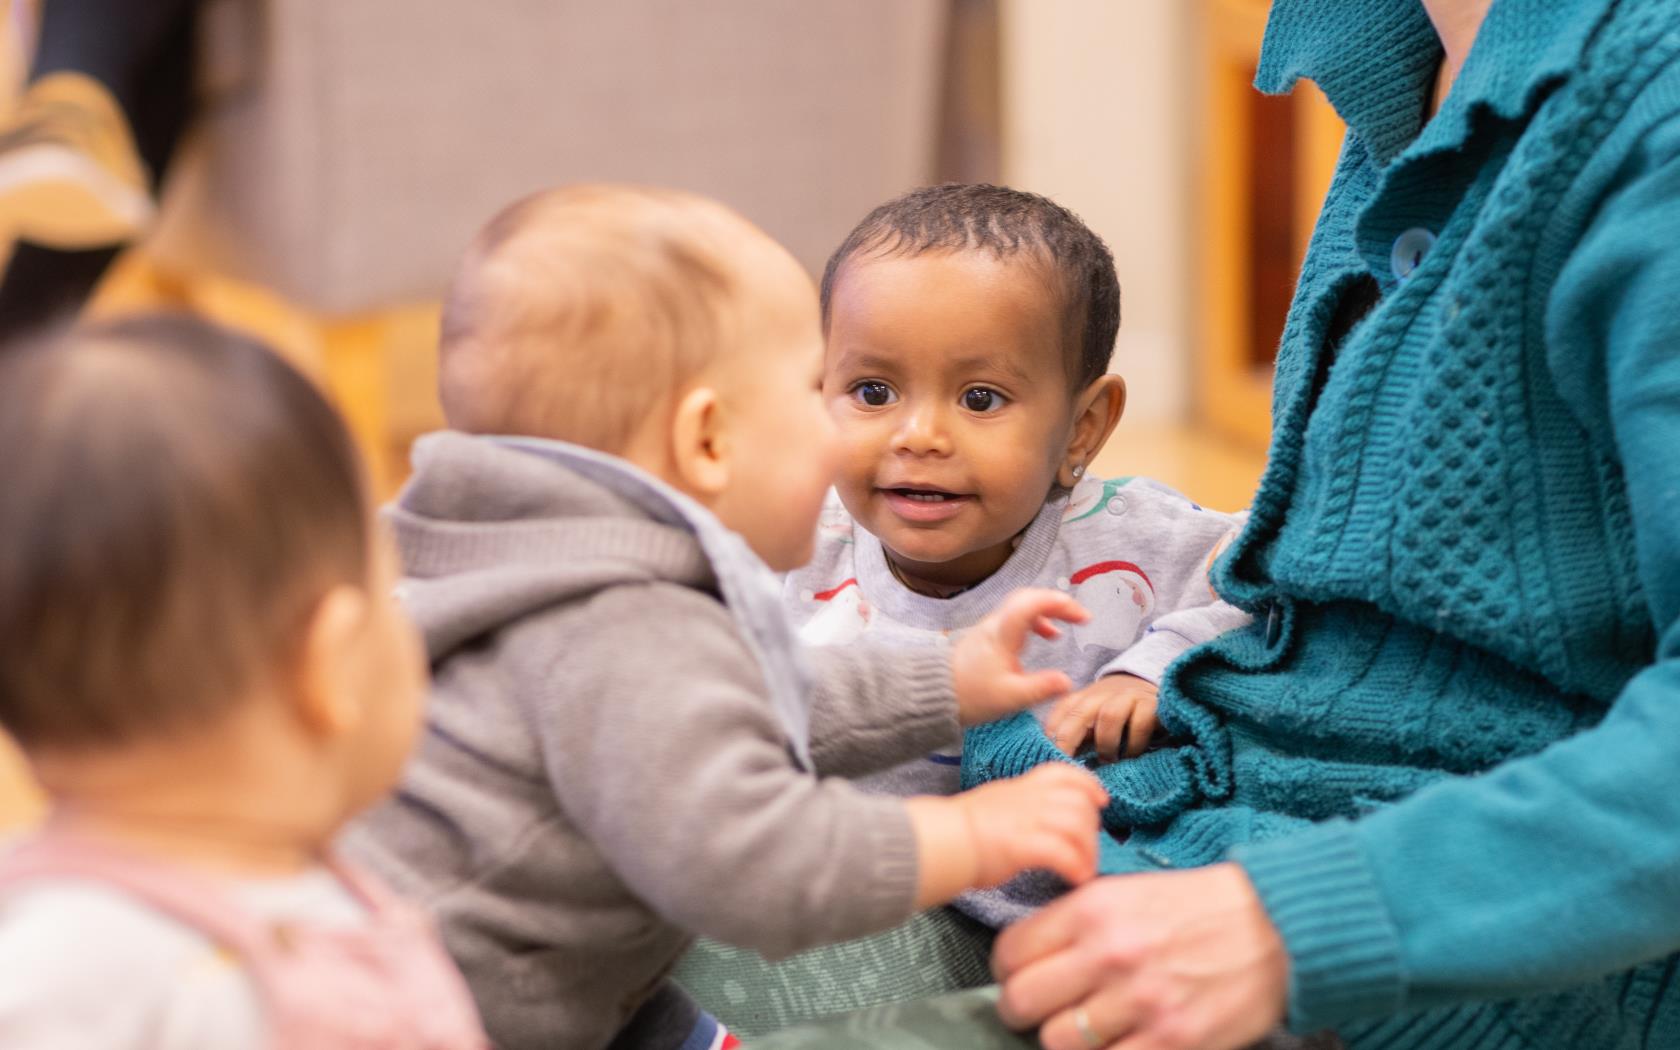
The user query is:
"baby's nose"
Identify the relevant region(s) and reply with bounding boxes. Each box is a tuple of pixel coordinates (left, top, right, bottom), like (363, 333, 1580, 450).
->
(893, 406, 952, 455)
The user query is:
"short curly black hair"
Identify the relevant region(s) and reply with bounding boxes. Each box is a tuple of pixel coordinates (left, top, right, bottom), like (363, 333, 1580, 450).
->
(819, 183, 1121, 389)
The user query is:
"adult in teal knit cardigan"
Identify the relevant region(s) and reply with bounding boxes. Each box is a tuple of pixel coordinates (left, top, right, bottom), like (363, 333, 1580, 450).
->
(962, 0, 1680, 1048)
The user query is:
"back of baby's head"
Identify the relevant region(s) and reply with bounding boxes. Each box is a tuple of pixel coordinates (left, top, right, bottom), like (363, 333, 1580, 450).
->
(438, 184, 791, 452)
(0, 314, 370, 753)
(820, 183, 1121, 388)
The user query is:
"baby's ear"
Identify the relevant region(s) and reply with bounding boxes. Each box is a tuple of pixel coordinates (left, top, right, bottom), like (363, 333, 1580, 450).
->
(291, 585, 369, 740)
(669, 384, 731, 499)
(1061, 374, 1126, 486)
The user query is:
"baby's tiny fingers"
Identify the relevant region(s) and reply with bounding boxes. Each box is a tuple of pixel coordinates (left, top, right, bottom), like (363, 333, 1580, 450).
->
(1027, 669, 1075, 704)
(1032, 615, 1063, 641)
(1043, 698, 1069, 737)
(1086, 776, 1111, 808)
(1023, 764, 1085, 791)
(1095, 703, 1132, 763)
(1124, 713, 1154, 759)
(1049, 696, 1098, 754)
(1053, 717, 1091, 756)
(1044, 766, 1111, 810)
(1049, 782, 1105, 818)
(1045, 689, 1088, 726)
(1035, 765, 1108, 802)
(1028, 835, 1090, 886)
(1013, 588, 1090, 626)
(1055, 827, 1100, 884)
(1041, 809, 1101, 853)
(1070, 800, 1109, 839)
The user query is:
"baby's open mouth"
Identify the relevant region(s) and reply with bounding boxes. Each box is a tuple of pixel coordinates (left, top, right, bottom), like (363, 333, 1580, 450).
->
(880, 487, 974, 521)
(883, 486, 971, 501)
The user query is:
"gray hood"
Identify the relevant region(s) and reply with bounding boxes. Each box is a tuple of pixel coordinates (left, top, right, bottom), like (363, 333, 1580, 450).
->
(388, 432, 715, 662)
(386, 431, 814, 767)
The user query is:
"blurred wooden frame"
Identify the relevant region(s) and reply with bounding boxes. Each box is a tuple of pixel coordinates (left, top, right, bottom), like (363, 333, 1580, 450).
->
(86, 253, 439, 498)
(0, 0, 429, 500)
(1196, 0, 1342, 451)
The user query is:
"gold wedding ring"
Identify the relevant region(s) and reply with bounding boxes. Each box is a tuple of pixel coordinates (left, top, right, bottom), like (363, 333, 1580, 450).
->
(1073, 1005, 1103, 1049)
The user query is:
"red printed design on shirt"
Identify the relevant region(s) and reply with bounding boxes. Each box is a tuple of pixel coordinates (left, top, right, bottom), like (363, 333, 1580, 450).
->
(1066, 560, 1155, 652)
(798, 578, 872, 644)
(812, 578, 860, 601)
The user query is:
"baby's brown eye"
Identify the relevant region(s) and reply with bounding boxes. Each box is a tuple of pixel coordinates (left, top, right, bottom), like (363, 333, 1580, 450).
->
(855, 382, 895, 407)
(963, 388, 1002, 413)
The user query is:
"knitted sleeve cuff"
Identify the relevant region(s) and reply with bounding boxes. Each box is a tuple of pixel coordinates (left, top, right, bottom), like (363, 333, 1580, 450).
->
(1230, 820, 1407, 1031)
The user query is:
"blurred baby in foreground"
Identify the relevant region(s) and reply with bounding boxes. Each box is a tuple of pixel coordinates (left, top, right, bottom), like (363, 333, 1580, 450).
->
(0, 315, 488, 1048)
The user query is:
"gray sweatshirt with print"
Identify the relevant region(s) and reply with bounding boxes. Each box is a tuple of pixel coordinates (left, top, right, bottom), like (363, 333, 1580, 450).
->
(341, 433, 958, 1050)
(784, 476, 1251, 925)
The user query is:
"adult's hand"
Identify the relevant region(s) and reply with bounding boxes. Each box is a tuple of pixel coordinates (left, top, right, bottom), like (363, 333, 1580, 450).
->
(993, 863, 1289, 1050)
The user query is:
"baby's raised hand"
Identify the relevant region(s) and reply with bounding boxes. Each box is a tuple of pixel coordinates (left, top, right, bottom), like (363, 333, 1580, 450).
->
(905, 765, 1108, 907)
(955, 765, 1109, 888)
(950, 588, 1089, 725)
(1044, 673, 1161, 762)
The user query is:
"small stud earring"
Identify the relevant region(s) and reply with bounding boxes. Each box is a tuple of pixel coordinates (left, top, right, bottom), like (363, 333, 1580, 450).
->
(1071, 464, 1084, 479)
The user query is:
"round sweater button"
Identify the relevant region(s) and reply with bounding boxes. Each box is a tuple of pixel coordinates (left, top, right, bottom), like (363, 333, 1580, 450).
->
(1391, 227, 1436, 281)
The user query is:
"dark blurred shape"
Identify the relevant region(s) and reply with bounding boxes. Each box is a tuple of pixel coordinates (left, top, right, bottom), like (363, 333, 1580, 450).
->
(0, 0, 201, 345)
(936, 0, 1002, 185)
(1245, 74, 1296, 372)
(0, 243, 117, 346)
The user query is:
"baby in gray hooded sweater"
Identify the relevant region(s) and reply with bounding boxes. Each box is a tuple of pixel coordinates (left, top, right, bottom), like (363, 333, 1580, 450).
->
(342, 185, 1108, 1050)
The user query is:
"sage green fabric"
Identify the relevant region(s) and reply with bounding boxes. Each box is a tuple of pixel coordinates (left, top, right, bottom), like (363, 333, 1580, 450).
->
(746, 989, 1345, 1050)
(674, 906, 994, 1038)
(744, 987, 1030, 1050)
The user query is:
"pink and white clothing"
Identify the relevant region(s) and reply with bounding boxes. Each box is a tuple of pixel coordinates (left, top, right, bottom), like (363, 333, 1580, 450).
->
(0, 830, 487, 1049)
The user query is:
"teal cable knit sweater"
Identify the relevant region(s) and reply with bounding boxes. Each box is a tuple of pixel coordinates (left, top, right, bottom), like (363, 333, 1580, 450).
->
(963, 0, 1680, 1045)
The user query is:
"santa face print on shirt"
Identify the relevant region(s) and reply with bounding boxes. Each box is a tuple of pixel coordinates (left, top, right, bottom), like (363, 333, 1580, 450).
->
(797, 578, 872, 645)
(1063, 560, 1155, 653)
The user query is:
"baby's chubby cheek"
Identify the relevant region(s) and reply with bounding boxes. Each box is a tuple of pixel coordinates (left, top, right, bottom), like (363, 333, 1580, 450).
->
(827, 448, 879, 514)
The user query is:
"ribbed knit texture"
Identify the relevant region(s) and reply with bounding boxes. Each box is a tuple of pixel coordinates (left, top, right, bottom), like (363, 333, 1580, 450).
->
(1233, 823, 1404, 1027)
(961, 1, 1680, 1045)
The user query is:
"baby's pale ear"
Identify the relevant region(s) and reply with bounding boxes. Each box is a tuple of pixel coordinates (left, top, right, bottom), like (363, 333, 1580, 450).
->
(670, 385, 731, 498)
(293, 585, 368, 738)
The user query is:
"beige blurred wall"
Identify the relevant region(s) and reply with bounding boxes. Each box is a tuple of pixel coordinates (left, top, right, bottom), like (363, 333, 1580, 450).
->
(999, 0, 1193, 424)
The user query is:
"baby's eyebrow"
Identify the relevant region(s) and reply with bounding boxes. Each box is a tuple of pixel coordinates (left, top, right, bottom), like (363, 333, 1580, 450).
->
(946, 353, 1035, 386)
(827, 349, 1039, 387)
(827, 350, 900, 376)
